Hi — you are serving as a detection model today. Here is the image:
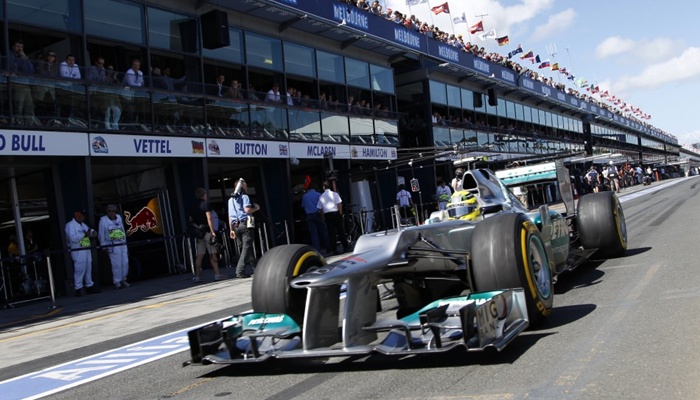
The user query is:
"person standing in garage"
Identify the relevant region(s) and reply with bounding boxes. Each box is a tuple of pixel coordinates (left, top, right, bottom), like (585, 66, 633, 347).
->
(98, 204, 130, 290)
(65, 210, 97, 297)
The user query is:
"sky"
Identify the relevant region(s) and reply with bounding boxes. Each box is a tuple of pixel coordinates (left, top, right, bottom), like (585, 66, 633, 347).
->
(383, 0, 700, 146)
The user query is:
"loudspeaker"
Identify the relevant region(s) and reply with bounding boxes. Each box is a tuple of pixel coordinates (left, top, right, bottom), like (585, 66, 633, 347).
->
(487, 88, 497, 106)
(179, 20, 197, 53)
(201, 9, 230, 50)
(473, 92, 483, 108)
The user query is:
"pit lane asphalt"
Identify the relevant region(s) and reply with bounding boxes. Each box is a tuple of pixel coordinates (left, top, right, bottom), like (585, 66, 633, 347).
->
(0, 176, 688, 384)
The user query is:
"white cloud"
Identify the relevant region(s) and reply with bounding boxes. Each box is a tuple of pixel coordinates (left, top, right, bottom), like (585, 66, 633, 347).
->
(597, 36, 680, 62)
(613, 47, 700, 91)
(529, 8, 575, 42)
(596, 36, 636, 58)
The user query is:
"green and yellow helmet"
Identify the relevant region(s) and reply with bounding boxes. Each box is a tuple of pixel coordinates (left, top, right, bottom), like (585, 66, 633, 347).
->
(445, 190, 481, 221)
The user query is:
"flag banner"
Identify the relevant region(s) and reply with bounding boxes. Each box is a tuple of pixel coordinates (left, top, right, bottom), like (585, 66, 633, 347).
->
(538, 60, 551, 69)
(453, 12, 467, 24)
(431, 2, 450, 14)
(406, 0, 429, 5)
(496, 35, 510, 46)
(520, 49, 534, 60)
(507, 45, 523, 59)
(535, 55, 541, 63)
(478, 29, 496, 41)
(550, 63, 559, 71)
(469, 20, 484, 34)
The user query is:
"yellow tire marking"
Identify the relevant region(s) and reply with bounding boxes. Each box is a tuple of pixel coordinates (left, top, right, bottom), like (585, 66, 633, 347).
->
(521, 224, 538, 299)
(292, 251, 326, 276)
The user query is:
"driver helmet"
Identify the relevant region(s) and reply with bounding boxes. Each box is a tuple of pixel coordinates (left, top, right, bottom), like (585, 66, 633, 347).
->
(446, 191, 480, 221)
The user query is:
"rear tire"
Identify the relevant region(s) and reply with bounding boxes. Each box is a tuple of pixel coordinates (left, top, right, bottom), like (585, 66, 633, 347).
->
(577, 191, 627, 258)
(251, 244, 326, 326)
(471, 213, 553, 326)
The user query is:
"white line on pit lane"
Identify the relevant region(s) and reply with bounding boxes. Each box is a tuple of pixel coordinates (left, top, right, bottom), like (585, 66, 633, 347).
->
(0, 317, 229, 400)
(617, 177, 691, 203)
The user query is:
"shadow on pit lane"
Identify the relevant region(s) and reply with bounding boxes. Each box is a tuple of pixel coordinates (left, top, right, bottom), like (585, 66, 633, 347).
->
(533, 303, 596, 331)
(611, 246, 651, 258)
(200, 333, 555, 377)
(0, 274, 198, 332)
(554, 261, 605, 295)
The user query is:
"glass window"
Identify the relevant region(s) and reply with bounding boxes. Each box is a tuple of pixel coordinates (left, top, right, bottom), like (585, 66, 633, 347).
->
(284, 42, 315, 78)
(8, 0, 81, 32)
(485, 96, 497, 115)
(349, 116, 373, 143)
(85, 0, 143, 44)
(148, 7, 196, 52)
(370, 64, 394, 94)
(529, 108, 537, 124)
(461, 88, 474, 109)
(496, 98, 506, 117)
(245, 32, 282, 71)
(429, 81, 446, 105)
(514, 102, 523, 121)
(203, 28, 243, 63)
(345, 58, 369, 89)
(505, 101, 514, 119)
(317, 51, 344, 84)
(433, 126, 450, 147)
(321, 113, 349, 142)
(446, 85, 460, 107)
(289, 110, 321, 141)
(450, 128, 464, 144)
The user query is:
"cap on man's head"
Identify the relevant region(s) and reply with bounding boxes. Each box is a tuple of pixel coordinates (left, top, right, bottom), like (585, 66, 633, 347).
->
(106, 204, 117, 211)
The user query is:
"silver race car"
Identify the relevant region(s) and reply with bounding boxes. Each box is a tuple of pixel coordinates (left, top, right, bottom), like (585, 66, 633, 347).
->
(186, 160, 627, 366)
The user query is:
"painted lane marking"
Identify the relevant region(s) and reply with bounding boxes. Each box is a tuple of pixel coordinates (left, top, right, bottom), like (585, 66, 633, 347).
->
(0, 319, 225, 400)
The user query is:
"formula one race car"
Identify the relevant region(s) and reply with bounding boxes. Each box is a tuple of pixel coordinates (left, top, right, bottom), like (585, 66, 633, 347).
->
(186, 160, 627, 366)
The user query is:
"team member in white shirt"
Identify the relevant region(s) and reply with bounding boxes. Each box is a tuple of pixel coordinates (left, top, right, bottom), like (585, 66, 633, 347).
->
(98, 204, 130, 290)
(317, 180, 349, 254)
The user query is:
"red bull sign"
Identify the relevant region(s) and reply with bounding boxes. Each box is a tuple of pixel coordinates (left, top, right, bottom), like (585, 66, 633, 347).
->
(123, 197, 163, 236)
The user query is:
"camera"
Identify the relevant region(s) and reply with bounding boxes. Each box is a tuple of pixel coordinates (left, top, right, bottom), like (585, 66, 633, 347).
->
(232, 178, 245, 197)
(208, 233, 218, 246)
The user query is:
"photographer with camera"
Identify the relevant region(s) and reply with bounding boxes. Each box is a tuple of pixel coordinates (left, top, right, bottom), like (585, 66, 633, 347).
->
(228, 178, 260, 279)
(190, 188, 227, 283)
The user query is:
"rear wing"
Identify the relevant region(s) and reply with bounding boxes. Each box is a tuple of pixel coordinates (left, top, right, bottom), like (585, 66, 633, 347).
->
(495, 162, 557, 186)
(495, 160, 574, 214)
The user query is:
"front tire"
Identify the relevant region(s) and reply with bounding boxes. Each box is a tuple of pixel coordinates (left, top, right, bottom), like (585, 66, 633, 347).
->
(577, 191, 627, 258)
(251, 244, 326, 326)
(471, 213, 553, 326)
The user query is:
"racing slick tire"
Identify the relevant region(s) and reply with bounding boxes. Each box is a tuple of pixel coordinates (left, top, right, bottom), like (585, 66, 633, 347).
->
(251, 244, 326, 326)
(577, 191, 627, 259)
(470, 213, 553, 326)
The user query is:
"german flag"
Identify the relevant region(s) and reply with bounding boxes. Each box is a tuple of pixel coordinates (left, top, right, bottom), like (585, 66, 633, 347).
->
(496, 35, 509, 46)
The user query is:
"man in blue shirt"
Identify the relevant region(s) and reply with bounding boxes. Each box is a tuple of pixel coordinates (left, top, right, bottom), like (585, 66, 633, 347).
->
(301, 183, 330, 253)
(228, 178, 260, 278)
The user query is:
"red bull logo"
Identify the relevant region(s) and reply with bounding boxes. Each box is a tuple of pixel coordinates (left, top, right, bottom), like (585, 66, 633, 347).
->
(124, 206, 159, 235)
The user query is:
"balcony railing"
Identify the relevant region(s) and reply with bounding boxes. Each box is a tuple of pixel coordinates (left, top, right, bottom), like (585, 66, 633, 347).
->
(0, 67, 399, 146)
